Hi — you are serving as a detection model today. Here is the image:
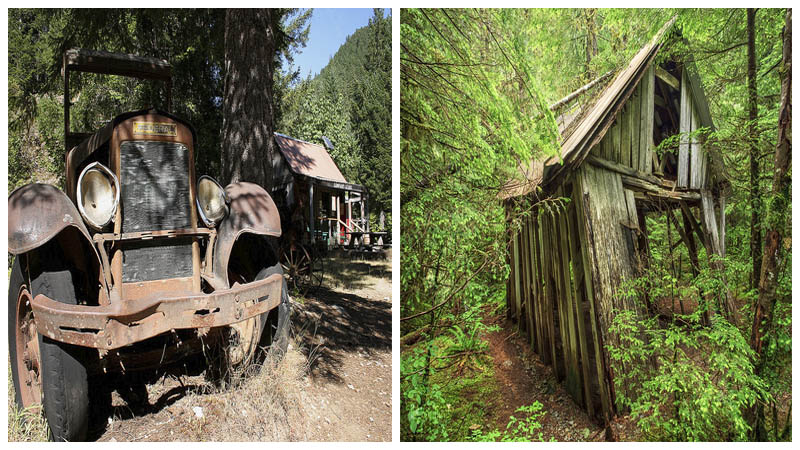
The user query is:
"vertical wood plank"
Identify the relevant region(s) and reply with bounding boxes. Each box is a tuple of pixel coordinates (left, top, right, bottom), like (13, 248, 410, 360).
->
(621, 104, 631, 168)
(678, 70, 691, 188)
(612, 117, 621, 165)
(566, 187, 595, 417)
(701, 189, 721, 256)
(557, 195, 582, 405)
(690, 100, 701, 189)
(525, 216, 536, 348)
(537, 210, 557, 371)
(533, 211, 547, 361)
(546, 210, 567, 382)
(641, 66, 655, 174)
(573, 167, 612, 418)
(631, 83, 641, 171)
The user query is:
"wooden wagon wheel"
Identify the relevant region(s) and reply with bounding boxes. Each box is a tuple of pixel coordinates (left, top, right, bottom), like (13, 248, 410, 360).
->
(280, 243, 324, 296)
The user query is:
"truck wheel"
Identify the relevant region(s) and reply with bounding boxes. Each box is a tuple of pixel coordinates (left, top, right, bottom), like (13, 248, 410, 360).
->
(8, 256, 91, 441)
(226, 263, 291, 368)
(255, 264, 291, 360)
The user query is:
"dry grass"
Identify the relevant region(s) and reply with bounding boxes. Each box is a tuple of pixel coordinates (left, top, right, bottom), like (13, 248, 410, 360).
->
(103, 337, 314, 441)
(8, 335, 314, 442)
(7, 365, 49, 442)
(188, 342, 312, 441)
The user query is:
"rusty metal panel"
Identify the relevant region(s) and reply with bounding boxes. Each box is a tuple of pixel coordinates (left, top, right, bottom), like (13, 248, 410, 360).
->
(8, 183, 93, 255)
(31, 272, 284, 350)
(212, 182, 282, 288)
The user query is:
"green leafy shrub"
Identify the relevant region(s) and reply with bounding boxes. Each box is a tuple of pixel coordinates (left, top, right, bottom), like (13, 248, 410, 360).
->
(607, 309, 769, 441)
(471, 402, 548, 442)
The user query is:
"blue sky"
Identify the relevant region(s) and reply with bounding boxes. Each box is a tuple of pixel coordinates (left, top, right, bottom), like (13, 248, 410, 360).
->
(290, 8, 390, 79)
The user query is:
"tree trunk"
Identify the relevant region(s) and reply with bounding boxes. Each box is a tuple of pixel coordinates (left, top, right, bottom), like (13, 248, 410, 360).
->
(221, 9, 279, 189)
(584, 9, 598, 79)
(747, 8, 762, 291)
(750, 8, 791, 441)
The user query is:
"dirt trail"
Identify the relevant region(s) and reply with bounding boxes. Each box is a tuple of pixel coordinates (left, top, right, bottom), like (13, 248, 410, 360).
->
(295, 257, 392, 441)
(87, 256, 391, 442)
(484, 313, 603, 441)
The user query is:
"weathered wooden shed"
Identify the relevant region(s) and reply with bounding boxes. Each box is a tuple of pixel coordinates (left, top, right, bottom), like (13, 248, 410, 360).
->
(502, 20, 730, 421)
(270, 132, 369, 249)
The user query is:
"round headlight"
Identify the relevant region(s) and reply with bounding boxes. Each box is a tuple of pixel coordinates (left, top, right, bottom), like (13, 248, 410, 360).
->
(196, 175, 229, 227)
(77, 162, 119, 230)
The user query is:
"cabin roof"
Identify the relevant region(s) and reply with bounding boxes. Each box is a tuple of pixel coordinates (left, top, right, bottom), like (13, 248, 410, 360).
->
(502, 17, 717, 200)
(273, 132, 349, 184)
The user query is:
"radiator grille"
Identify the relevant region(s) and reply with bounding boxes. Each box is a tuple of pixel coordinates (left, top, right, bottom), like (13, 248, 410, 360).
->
(120, 140, 193, 282)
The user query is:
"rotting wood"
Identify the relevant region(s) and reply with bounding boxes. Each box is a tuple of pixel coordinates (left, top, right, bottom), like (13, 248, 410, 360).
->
(677, 70, 691, 188)
(545, 210, 568, 382)
(566, 187, 595, 417)
(586, 155, 661, 186)
(631, 81, 641, 172)
(690, 100, 702, 189)
(621, 174, 701, 202)
(556, 190, 581, 403)
(574, 169, 612, 419)
(538, 210, 558, 372)
(533, 213, 549, 361)
(511, 230, 521, 322)
(642, 66, 655, 174)
(525, 216, 536, 349)
(655, 65, 679, 90)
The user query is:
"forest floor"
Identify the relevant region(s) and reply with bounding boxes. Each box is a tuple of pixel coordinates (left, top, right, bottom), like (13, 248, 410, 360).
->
(479, 311, 607, 441)
(8, 255, 392, 442)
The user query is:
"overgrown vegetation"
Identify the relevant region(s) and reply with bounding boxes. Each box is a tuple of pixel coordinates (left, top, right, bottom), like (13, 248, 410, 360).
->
(401, 8, 791, 442)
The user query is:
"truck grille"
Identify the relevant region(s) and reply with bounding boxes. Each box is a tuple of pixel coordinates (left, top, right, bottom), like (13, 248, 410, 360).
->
(120, 140, 194, 282)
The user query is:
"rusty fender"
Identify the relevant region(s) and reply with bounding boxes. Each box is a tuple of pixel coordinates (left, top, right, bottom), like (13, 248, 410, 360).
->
(8, 183, 108, 292)
(31, 272, 283, 350)
(212, 182, 281, 288)
(8, 183, 96, 255)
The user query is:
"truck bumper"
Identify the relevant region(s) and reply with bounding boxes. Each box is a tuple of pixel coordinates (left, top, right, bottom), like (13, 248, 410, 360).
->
(30, 273, 284, 350)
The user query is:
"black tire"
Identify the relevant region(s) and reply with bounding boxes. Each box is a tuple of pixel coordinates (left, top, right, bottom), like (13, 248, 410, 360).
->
(255, 263, 291, 360)
(8, 254, 91, 441)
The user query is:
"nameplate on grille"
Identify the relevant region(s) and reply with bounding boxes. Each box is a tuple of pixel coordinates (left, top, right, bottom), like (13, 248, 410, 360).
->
(132, 122, 178, 137)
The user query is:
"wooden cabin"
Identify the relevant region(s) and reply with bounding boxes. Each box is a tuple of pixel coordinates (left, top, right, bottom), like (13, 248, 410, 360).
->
(502, 20, 729, 421)
(270, 132, 369, 249)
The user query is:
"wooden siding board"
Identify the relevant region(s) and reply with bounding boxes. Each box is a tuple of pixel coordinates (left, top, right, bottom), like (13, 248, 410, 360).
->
(690, 100, 701, 189)
(525, 217, 537, 348)
(532, 212, 547, 360)
(574, 167, 612, 418)
(538, 211, 558, 371)
(641, 66, 655, 174)
(566, 191, 595, 417)
(612, 117, 621, 165)
(620, 103, 631, 168)
(631, 83, 641, 172)
(557, 199, 582, 405)
(678, 70, 691, 188)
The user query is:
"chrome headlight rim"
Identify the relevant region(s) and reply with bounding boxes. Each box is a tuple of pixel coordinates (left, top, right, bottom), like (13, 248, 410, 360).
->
(196, 175, 229, 227)
(76, 161, 120, 231)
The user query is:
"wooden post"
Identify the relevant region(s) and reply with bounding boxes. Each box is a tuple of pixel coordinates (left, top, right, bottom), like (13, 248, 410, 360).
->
(309, 183, 315, 243)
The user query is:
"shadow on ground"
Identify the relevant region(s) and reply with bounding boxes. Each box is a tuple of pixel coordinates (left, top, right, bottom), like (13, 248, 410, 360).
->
(292, 257, 391, 383)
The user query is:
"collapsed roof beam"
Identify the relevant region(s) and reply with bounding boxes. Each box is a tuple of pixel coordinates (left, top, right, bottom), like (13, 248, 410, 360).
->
(549, 70, 614, 112)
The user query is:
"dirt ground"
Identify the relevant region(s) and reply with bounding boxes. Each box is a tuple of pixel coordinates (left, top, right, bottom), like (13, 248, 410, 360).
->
(484, 313, 606, 441)
(9, 255, 392, 442)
